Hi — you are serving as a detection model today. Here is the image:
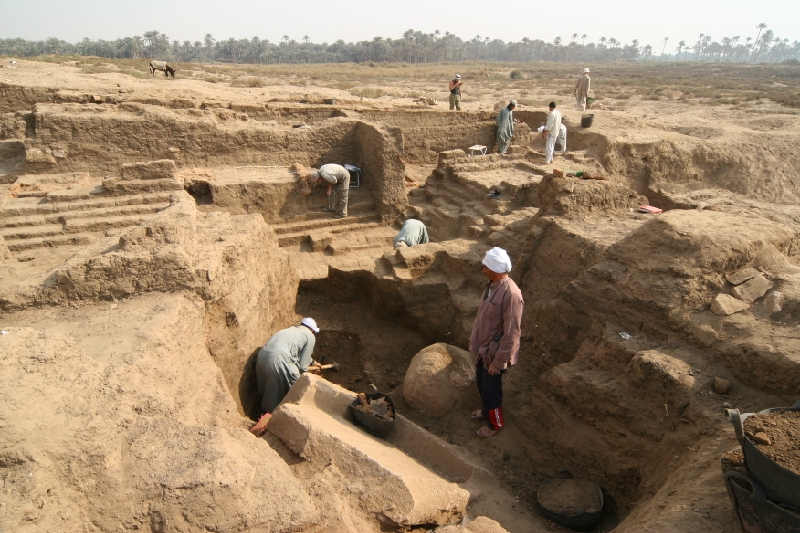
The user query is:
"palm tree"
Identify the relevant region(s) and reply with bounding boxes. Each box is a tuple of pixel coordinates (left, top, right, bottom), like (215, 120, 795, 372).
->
(660, 37, 668, 61)
(675, 40, 686, 60)
(581, 34, 588, 46)
(570, 33, 579, 43)
(204, 34, 215, 60)
(752, 23, 767, 62)
(643, 44, 653, 59)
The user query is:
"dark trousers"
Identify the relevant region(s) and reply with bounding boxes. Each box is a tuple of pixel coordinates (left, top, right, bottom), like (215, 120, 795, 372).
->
(476, 361, 505, 430)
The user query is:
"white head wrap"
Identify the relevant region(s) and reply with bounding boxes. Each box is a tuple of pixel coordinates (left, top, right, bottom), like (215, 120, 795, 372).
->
(584, 68, 590, 73)
(482, 247, 512, 273)
(300, 317, 319, 333)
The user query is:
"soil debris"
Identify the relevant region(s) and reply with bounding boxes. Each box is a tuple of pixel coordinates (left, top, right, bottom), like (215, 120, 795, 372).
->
(743, 411, 800, 475)
(537, 478, 602, 514)
(356, 393, 395, 419)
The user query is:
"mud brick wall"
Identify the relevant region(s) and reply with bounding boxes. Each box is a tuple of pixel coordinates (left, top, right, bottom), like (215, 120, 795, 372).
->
(354, 121, 407, 223)
(27, 103, 358, 173)
(359, 110, 532, 164)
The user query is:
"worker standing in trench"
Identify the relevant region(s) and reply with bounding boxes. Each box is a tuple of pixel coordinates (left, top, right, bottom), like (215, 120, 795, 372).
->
(249, 318, 322, 436)
(469, 247, 524, 438)
(314, 164, 350, 219)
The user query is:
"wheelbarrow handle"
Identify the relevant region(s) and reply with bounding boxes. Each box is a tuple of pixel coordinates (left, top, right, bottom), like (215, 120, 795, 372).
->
(725, 408, 745, 446)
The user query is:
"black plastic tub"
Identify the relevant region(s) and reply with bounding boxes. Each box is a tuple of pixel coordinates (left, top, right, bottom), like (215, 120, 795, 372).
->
(726, 401, 800, 509)
(537, 472, 603, 532)
(581, 114, 595, 128)
(350, 392, 396, 438)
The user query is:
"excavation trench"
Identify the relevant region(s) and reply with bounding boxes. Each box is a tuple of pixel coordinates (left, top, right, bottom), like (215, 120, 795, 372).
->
(234, 270, 642, 532)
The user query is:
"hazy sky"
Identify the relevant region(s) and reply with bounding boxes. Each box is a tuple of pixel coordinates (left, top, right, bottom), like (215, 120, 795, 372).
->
(1, 0, 798, 50)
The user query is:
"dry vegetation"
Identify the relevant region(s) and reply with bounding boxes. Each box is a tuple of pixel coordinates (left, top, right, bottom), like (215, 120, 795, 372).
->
(13, 55, 800, 108)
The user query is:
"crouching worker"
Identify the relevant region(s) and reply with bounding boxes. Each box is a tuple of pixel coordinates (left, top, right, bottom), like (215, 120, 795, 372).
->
(394, 218, 429, 249)
(469, 247, 524, 437)
(249, 317, 321, 436)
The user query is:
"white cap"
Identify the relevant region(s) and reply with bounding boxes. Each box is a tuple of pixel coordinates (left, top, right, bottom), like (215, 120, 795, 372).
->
(584, 68, 590, 73)
(300, 317, 319, 333)
(482, 247, 512, 273)
(510, 100, 518, 106)
(455, 74, 461, 78)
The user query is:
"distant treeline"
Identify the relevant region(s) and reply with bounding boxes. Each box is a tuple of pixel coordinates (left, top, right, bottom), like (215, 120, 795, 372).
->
(1, 27, 798, 65)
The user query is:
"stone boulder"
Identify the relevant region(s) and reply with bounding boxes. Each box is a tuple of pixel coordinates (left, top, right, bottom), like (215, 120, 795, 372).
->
(763, 291, 784, 313)
(731, 274, 773, 304)
(711, 294, 750, 316)
(404, 343, 476, 417)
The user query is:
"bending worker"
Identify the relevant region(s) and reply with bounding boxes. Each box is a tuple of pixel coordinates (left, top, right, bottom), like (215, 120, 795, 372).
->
(394, 218, 429, 248)
(469, 247, 524, 438)
(314, 164, 350, 219)
(250, 317, 321, 436)
(496, 100, 517, 154)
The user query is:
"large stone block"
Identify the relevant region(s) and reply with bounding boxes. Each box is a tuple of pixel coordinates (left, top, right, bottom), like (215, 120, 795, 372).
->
(121, 159, 177, 181)
(404, 343, 475, 416)
(731, 274, 773, 304)
(269, 374, 469, 527)
(711, 294, 750, 315)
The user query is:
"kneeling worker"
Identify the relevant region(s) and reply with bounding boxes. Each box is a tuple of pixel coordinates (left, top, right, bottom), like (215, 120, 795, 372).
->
(394, 218, 429, 248)
(314, 163, 351, 219)
(250, 317, 321, 436)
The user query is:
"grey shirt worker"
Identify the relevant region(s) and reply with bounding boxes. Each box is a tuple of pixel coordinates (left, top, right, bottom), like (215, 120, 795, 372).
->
(496, 102, 516, 154)
(318, 163, 351, 217)
(394, 219, 429, 248)
(255, 325, 316, 413)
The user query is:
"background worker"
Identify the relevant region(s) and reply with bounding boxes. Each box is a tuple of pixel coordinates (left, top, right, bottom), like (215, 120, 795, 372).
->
(250, 318, 321, 436)
(542, 101, 562, 164)
(574, 68, 591, 111)
(314, 164, 351, 219)
(554, 123, 568, 154)
(496, 100, 517, 154)
(469, 247, 524, 438)
(394, 218, 429, 248)
(448, 74, 463, 111)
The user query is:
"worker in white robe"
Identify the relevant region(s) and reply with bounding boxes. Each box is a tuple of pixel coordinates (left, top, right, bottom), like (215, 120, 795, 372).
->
(574, 68, 591, 111)
(542, 102, 562, 164)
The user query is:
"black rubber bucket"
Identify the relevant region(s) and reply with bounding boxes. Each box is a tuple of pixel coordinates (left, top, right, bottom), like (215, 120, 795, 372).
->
(350, 391, 396, 438)
(537, 472, 603, 532)
(324, 98, 336, 105)
(581, 114, 595, 128)
(726, 401, 800, 509)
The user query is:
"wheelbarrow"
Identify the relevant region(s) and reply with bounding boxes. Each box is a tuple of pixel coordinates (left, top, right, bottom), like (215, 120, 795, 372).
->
(725, 401, 800, 510)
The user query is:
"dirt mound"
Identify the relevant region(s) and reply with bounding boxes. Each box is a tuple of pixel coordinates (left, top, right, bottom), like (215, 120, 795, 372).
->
(0, 296, 317, 532)
(536, 173, 647, 218)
